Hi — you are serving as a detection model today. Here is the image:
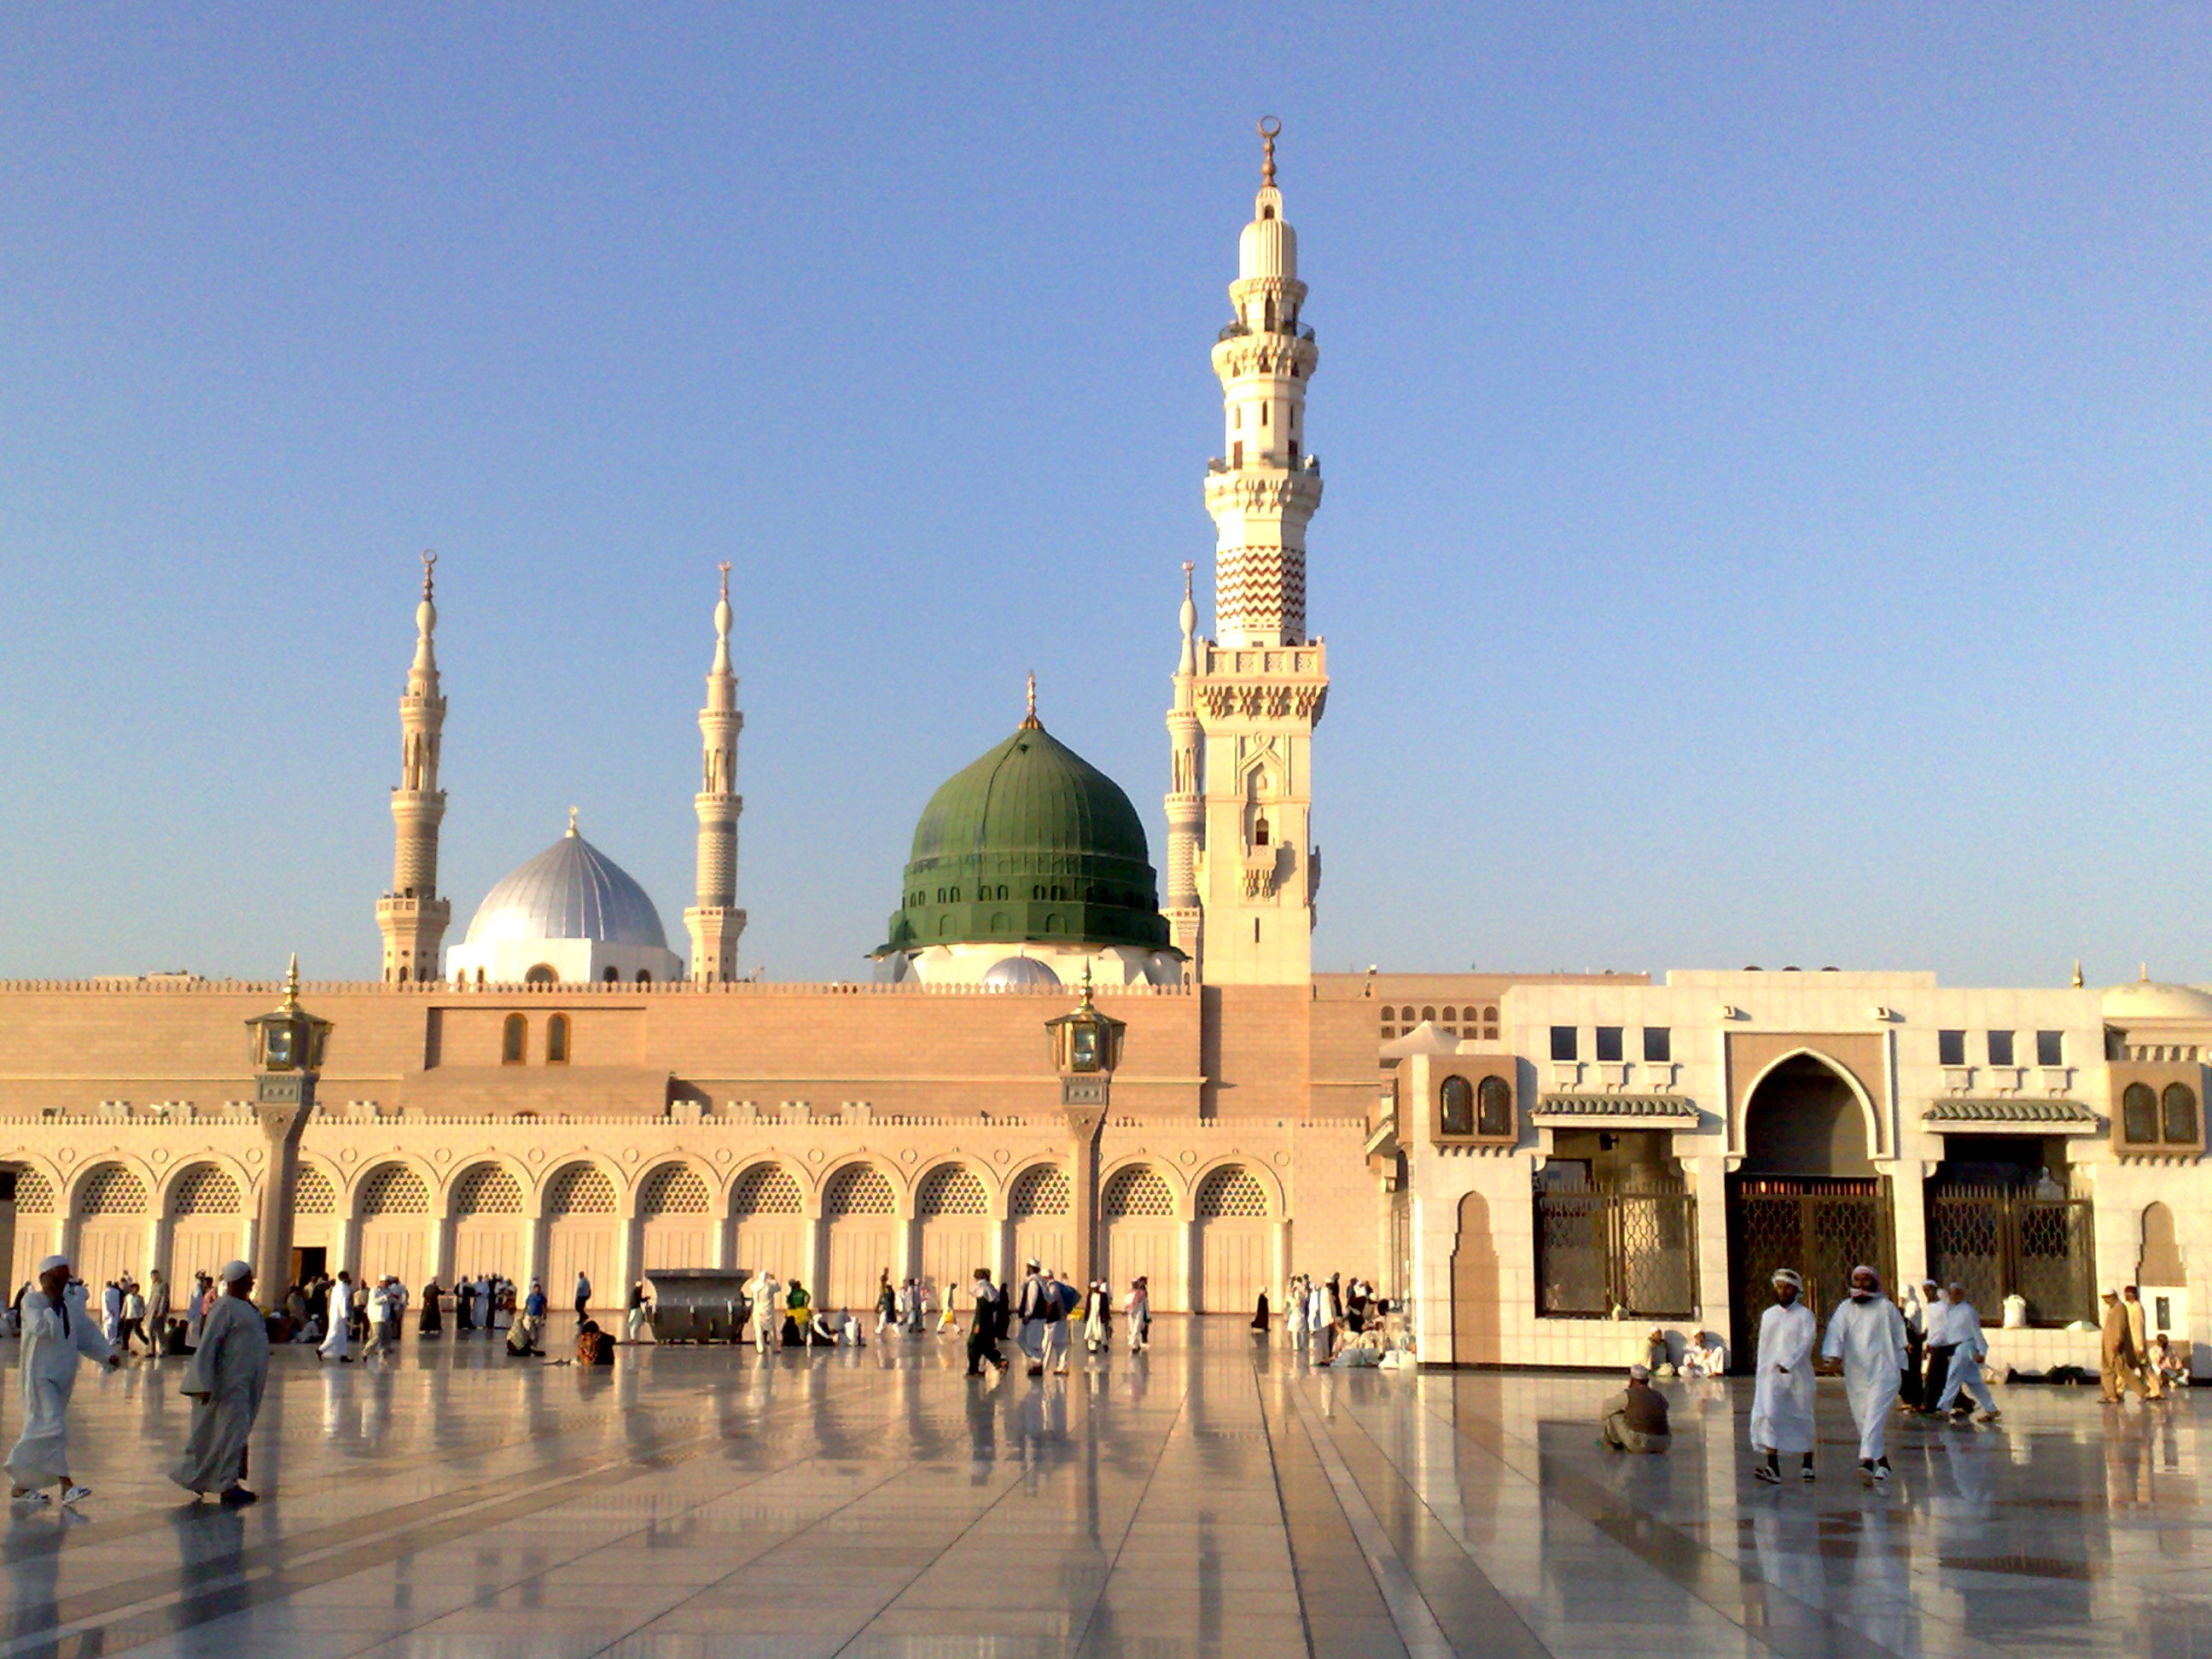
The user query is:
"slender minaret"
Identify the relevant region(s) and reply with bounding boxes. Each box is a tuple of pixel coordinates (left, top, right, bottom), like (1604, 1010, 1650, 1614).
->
(684, 562, 747, 981)
(376, 550, 451, 983)
(1170, 119, 1330, 984)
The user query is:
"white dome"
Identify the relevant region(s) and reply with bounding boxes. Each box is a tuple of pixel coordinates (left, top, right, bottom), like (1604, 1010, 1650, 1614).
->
(2102, 981, 2212, 1022)
(463, 825, 669, 950)
(1238, 207, 1297, 281)
(982, 956, 1062, 990)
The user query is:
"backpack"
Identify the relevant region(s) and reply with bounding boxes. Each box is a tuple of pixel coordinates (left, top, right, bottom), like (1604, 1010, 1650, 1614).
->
(1040, 1282, 1064, 1324)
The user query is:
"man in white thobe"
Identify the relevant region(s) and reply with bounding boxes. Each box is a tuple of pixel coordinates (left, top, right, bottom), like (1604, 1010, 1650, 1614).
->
(319, 1272, 355, 1363)
(748, 1271, 782, 1353)
(1821, 1264, 1909, 1483)
(1751, 1268, 1818, 1485)
(361, 1278, 393, 1359)
(8, 1255, 121, 1508)
(170, 1260, 271, 1506)
(1933, 1283, 2000, 1422)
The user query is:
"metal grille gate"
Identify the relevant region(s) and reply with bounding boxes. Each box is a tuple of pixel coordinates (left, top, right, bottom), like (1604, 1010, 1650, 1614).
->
(1925, 1188, 2094, 1326)
(1534, 1181, 1697, 1318)
(1726, 1175, 1895, 1367)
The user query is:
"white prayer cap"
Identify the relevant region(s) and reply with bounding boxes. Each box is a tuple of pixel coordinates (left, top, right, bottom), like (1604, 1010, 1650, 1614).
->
(1026, 1258, 1040, 1269)
(1946, 1281, 1965, 1293)
(38, 1254, 68, 1275)
(1628, 1364, 1651, 1381)
(220, 1260, 253, 1283)
(1770, 1269, 1802, 1288)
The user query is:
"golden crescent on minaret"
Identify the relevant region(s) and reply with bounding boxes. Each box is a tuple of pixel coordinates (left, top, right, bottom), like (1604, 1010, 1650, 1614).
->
(420, 547, 438, 597)
(1259, 115, 1280, 187)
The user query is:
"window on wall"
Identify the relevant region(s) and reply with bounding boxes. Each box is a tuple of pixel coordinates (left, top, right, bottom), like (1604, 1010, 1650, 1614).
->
(1988, 1030, 2016, 1067)
(1643, 1027, 1672, 1063)
(1595, 1027, 1624, 1063)
(501, 1015, 527, 1066)
(1477, 1076, 1513, 1138)
(1550, 1027, 1578, 1062)
(524, 963, 557, 985)
(1439, 1076, 1475, 1136)
(1939, 1030, 1967, 1067)
(602, 966, 619, 983)
(2036, 1031, 2065, 1067)
(2162, 1083, 2198, 1144)
(636, 970, 652, 985)
(545, 1015, 570, 1065)
(2122, 1083, 2159, 1144)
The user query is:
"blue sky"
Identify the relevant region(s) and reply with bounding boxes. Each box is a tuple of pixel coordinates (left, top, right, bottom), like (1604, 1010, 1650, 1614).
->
(1, 7, 2206, 987)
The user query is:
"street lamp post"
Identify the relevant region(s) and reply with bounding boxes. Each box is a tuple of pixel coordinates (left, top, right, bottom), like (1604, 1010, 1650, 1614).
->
(244, 956, 332, 1310)
(1045, 969, 1126, 1289)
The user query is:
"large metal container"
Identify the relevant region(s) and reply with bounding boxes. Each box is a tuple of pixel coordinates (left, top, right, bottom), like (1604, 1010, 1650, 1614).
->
(643, 1268, 751, 1342)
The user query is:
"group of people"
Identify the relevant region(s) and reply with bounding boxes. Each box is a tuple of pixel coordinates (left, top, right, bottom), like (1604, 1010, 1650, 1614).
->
(2098, 1283, 2191, 1401)
(956, 1262, 1142, 1377)
(1280, 1272, 1388, 1356)
(8, 1268, 244, 1358)
(311, 1272, 548, 1361)
(8, 1252, 270, 1511)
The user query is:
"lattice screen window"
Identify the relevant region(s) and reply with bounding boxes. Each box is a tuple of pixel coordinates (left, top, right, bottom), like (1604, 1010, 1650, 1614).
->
(1010, 1164, 1070, 1218)
(547, 1166, 616, 1216)
(358, 1164, 430, 1216)
(640, 1164, 710, 1215)
(824, 1164, 895, 1217)
(14, 1169, 55, 1212)
(917, 1164, 988, 1217)
(1196, 1166, 1269, 1218)
(731, 1164, 801, 1216)
(453, 1165, 523, 1216)
(1103, 1166, 1173, 1219)
(295, 1166, 337, 1215)
(172, 1165, 242, 1215)
(79, 1164, 148, 1215)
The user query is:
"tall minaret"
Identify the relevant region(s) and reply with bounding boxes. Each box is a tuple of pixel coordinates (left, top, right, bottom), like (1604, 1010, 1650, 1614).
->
(1170, 119, 1330, 984)
(1162, 562, 1203, 961)
(376, 550, 452, 983)
(684, 562, 747, 981)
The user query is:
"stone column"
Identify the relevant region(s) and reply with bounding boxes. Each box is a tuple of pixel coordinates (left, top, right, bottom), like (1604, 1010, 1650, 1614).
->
(1062, 1105, 1106, 1289)
(252, 1096, 313, 1302)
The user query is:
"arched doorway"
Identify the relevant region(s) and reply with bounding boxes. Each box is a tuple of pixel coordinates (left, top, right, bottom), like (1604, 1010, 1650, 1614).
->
(74, 1163, 150, 1290)
(1726, 1053, 1894, 1355)
(1192, 1165, 1271, 1313)
(730, 1163, 802, 1283)
(544, 1164, 618, 1312)
(1103, 1165, 1179, 1311)
(2139, 1202, 2187, 1348)
(915, 1164, 991, 1310)
(1450, 1190, 1502, 1365)
(9, 1167, 57, 1291)
(637, 1163, 713, 1272)
(166, 1164, 245, 1288)
(1008, 1164, 1070, 1286)
(822, 1164, 897, 1313)
(356, 1163, 431, 1289)
(450, 1164, 526, 1281)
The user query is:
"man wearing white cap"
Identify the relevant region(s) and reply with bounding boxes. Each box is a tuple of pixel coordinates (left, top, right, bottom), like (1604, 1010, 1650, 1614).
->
(1820, 1264, 1910, 1483)
(170, 1261, 271, 1505)
(1751, 1269, 1818, 1485)
(8, 1254, 120, 1508)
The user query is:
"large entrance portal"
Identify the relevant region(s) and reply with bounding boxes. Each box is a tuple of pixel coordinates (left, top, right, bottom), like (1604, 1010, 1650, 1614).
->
(1726, 1053, 1895, 1362)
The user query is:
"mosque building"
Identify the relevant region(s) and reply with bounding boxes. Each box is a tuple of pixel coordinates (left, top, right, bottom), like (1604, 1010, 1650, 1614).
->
(0, 126, 2203, 1376)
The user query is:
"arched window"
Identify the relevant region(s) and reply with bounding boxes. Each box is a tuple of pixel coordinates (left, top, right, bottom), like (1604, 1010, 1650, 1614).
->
(501, 1014, 527, 1066)
(1441, 1006, 1458, 1024)
(524, 963, 557, 986)
(2122, 1082, 2159, 1144)
(397, 966, 410, 983)
(1421, 1006, 1436, 1024)
(2161, 1082, 2199, 1144)
(1477, 1076, 1513, 1138)
(1439, 1076, 1475, 1136)
(545, 1014, 570, 1065)
(636, 969, 652, 985)
(602, 966, 619, 982)
(474, 968, 486, 986)
(1253, 815, 1270, 847)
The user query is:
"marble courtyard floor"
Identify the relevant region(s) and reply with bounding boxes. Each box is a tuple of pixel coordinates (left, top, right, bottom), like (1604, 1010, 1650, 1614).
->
(1, 1319, 2205, 1659)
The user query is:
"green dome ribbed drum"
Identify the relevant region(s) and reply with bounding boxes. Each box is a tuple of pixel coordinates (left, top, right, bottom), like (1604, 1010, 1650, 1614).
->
(877, 717, 1170, 956)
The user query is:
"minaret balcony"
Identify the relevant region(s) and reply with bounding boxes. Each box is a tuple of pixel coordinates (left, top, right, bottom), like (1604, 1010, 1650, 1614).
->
(1218, 318, 1315, 343)
(1208, 451, 1320, 476)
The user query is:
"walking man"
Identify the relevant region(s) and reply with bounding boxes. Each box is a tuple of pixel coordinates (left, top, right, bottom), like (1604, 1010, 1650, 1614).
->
(170, 1261, 270, 1506)
(2122, 1286, 2164, 1400)
(1932, 1283, 2000, 1422)
(965, 1268, 1006, 1377)
(8, 1255, 120, 1508)
(1016, 1259, 1054, 1376)
(1821, 1264, 1909, 1484)
(147, 1269, 172, 1356)
(2099, 1289, 2143, 1403)
(1919, 1277, 1959, 1416)
(319, 1272, 354, 1363)
(1751, 1268, 1818, 1485)
(748, 1269, 782, 1353)
(573, 1271, 593, 1324)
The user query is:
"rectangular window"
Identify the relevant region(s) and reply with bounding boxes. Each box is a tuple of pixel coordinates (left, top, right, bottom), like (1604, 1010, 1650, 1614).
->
(1643, 1027, 1672, 1063)
(2036, 1030, 2064, 1068)
(1988, 1030, 2016, 1067)
(1550, 1026, 1579, 1062)
(1595, 1027, 1623, 1063)
(1938, 1030, 1967, 1067)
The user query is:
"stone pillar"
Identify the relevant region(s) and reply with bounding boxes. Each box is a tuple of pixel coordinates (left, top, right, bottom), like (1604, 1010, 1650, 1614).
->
(1062, 1106, 1106, 1289)
(252, 1097, 312, 1302)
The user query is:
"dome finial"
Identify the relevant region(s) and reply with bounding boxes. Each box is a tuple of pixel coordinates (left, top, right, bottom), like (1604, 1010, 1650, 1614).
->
(567, 805, 579, 838)
(1258, 115, 1280, 189)
(718, 560, 731, 604)
(2072, 958, 2084, 989)
(282, 952, 301, 1011)
(1022, 670, 1041, 730)
(420, 548, 437, 599)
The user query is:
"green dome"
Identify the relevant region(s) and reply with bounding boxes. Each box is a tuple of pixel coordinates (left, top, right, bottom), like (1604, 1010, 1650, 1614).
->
(877, 718, 1170, 956)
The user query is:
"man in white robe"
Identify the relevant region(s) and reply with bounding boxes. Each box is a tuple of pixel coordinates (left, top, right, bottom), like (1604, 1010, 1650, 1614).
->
(319, 1272, 355, 1363)
(8, 1255, 121, 1507)
(361, 1278, 393, 1359)
(1821, 1263, 1909, 1482)
(748, 1270, 782, 1353)
(170, 1260, 271, 1505)
(1933, 1283, 2000, 1422)
(1751, 1268, 1818, 1485)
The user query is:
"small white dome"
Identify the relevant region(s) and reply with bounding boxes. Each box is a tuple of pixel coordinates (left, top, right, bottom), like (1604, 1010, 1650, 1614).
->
(2102, 981, 2212, 1021)
(1238, 206, 1297, 282)
(982, 956, 1062, 990)
(463, 825, 669, 950)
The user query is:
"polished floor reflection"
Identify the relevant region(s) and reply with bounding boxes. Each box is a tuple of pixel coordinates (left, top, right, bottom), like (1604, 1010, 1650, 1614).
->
(1, 1318, 2204, 1657)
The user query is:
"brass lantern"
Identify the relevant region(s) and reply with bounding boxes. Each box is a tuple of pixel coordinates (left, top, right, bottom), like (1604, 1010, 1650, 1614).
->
(1045, 968, 1126, 1082)
(246, 954, 333, 1077)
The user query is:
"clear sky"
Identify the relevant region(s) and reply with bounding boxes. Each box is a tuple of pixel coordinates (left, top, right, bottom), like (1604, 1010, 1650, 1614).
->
(2, 7, 2206, 989)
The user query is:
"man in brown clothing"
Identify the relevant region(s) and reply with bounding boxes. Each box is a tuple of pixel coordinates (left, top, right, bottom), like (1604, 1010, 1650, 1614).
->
(2100, 1289, 2144, 1403)
(1600, 1365, 1672, 1452)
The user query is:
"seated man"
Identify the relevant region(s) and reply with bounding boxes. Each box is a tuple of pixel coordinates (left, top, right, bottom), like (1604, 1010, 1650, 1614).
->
(573, 1319, 616, 1366)
(1679, 1330, 1726, 1379)
(1600, 1365, 1672, 1453)
(2150, 1334, 2191, 1389)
